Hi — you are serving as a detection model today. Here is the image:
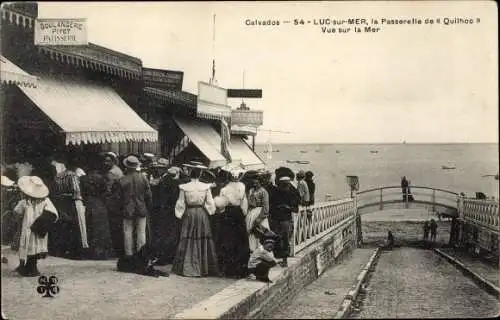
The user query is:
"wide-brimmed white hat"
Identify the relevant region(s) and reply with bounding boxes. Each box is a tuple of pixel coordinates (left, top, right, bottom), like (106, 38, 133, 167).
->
(1, 175, 15, 187)
(17, 176, 49, 198)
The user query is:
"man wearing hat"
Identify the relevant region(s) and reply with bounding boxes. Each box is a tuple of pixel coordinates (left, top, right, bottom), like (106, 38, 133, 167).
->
(102, 152, 125, 257)
(117, 156, 153, 263)
(247, 236, 278, 283)
(296, 170, 310, 207)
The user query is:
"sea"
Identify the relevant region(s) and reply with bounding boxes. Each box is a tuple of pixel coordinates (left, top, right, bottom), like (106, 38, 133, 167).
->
(253, 143, 499, 202)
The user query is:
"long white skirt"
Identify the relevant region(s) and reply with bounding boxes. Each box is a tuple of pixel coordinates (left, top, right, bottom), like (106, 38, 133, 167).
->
(245, 207, 270, 252)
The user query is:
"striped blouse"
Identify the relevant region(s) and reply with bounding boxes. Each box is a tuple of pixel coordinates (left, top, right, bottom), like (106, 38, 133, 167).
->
(52, 170, 82, 200)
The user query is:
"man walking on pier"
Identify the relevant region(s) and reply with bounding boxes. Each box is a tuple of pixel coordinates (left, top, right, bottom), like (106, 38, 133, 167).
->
(401, 176, 408, 201)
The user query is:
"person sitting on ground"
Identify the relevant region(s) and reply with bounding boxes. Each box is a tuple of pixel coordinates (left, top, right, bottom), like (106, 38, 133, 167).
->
(248, 238, 278, 283)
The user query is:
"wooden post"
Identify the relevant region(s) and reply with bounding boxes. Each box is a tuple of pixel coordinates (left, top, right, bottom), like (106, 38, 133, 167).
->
(252, 135, 255, 151)
(379, 188, 383, 210)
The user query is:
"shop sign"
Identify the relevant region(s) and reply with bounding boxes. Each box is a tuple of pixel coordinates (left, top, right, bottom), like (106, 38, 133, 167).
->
(143, 68, 183, 91)
(35, 19, 87, 46)
(227, 89, 262, 98)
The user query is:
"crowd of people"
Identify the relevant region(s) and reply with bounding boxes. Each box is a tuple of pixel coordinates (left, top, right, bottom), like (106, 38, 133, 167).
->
(1, 152, 316, 282)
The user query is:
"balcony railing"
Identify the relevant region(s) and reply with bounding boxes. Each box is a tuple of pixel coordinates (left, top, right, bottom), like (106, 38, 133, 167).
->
(231, 109, 263, 126)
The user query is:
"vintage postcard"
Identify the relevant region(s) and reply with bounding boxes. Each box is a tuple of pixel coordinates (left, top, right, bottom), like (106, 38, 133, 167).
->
(1, 1, 498, 319)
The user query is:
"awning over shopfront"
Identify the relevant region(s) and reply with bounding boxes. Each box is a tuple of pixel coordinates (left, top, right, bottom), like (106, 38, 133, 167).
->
(173, 117, 227, 168)
(0, 56, 38, 87)
(19, 75, 158, 145)
(230, 136, 265, 170)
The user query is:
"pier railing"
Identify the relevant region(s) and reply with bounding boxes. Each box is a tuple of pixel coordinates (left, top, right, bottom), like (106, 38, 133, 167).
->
(290, 198, 356, 256)
(459, 197, 500, 233)
(356, 185, 459, 216)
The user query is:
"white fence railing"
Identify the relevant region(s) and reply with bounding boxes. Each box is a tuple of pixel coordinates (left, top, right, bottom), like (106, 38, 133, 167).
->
(290, 198, 356, 256)
(459, 197, 500, 233)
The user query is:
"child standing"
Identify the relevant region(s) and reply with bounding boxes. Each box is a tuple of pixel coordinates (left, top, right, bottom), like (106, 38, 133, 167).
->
(248, 238, 278, 283)
(14, 176, 58, 277)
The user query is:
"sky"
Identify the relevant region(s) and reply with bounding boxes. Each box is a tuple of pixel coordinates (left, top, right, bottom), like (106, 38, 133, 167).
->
(38, 1, 498, 144)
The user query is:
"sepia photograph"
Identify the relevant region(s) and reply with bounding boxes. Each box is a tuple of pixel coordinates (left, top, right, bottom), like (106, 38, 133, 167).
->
(0, 1, 498, 319)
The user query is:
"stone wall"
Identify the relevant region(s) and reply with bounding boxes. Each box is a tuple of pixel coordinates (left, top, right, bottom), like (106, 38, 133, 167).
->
(235, 223, 356, 319)
(174, 220, 357, 319)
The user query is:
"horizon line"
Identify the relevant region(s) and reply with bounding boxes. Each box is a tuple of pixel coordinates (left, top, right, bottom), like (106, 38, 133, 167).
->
(254, 142, 499, 145)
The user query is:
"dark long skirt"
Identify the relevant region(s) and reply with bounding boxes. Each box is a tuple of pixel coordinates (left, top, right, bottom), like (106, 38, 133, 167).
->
(86, 196, 113, 260)
(270, 219, 292, 259)
(49, 197, 83, 258)
(216, 205, 250, 278)
(152, 206, 180, 264)
(172, 207, 219, 277)
(106, 199, 124, 257)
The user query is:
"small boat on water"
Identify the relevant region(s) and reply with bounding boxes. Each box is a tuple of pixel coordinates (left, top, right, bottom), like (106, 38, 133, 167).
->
(300, 150, 308, 153)
(442, 165, 456, 170)
(336, 150, 341, 154)
(370, 150, 378, 154)
(286, 160, 310, 164)
(482, 173, 499, 180)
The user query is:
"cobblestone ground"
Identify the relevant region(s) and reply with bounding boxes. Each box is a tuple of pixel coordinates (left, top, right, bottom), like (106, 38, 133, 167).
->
(439, 247, 499, 287)
(1, 248, 235, 320)
(269, 248, 375, 319)
(351, 248, 500, 318)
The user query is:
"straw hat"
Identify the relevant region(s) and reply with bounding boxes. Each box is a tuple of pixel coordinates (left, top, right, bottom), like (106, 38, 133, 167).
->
(279, 176, 291, 182)
(156, 158, 169, 167)
(103, 151, 118, 160)
(183, 162, 208, 170)
(1, 175, 15, 187)
(262, 238, 276, 246)
(17, 176, 49, 199)
(167, 166, 181, 175)
(296, 170, 306, 178)
(123, 155, 141, 169)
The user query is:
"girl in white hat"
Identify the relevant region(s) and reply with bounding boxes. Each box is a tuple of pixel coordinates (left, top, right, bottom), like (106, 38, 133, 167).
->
(13, 176, 58, 277)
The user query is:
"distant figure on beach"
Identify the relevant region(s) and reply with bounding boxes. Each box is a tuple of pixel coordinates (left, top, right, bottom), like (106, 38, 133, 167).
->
(430, 219, 438, 242)
(386, 231, 394, 250)
(407, 180, 414, 202)
(401, 176, 408, 201)
(423, 221, 430, 241)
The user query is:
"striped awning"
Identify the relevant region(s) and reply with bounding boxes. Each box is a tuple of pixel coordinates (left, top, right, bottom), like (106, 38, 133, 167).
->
(18, 74, 158, 145)
(174, 117, 227, 168)
(0, 56, 38, 87)
(230, 136, 265, 170)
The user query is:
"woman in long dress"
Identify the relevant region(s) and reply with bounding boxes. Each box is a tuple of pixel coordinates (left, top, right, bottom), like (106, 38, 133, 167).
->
(172, 164, 219, 277)
(80, 156, 113, 260)
(246, 176, 271, 252)
(217, 169, 250, 278)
